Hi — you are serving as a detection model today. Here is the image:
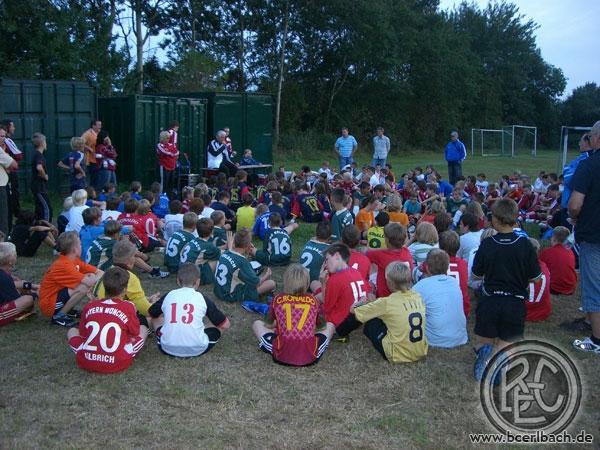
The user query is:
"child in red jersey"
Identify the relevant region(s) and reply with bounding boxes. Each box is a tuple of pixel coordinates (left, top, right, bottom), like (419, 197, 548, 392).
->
(342, 225, 371, 288)
(526, 238, 552, 322)
(366, 223, 414, 298)
(311, 243, 370, 336)
(539, 226, 577, 295)
(134, 199, 163, 253)
(252, 264, 335, 366)
(438, 230, 470, 317)
(68, 266, 148, 373)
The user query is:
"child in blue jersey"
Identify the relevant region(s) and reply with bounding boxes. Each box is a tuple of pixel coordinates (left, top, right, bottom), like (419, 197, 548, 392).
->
(58, 136, 87, 192)
(255, 213, 298, 266)
(253, 204, 272, 241)
(150, 182, 169, 218)
(291, 181, 323, 223)
(80, 207, 104, 257)
(268, 191, 288, 225)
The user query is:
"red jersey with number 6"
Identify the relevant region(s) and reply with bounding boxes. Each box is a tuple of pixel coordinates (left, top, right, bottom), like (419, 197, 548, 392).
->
(269, 293, 321, 366)
(323, 267, 370, 327)
(68, 298, 143, 373)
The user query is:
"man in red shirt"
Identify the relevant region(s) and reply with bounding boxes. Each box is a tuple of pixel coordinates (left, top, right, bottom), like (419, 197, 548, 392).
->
(68, 266, 148, 373)
(526, 239, 552, 321)
(366, 223, 413, 298)
(539, 226, 577, 295)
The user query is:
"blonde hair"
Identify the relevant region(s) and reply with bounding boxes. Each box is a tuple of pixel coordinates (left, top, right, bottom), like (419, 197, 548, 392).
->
(72, 189, 88, 206)
(387, 194, 402, 212)
(429, 200, 445, 214)
(63, 196, 73, 211)
(282, 264, 310, 295)
(70, 136, 85, 151)
(415, 222, 438, 245)
(57, 231, 80, 254)
(136, 199, 151, 215)
(466, 201, 484, 220)
(159, 131, 170, 143)
(385, 261, 412, 292)
(0, 242, 16, 265)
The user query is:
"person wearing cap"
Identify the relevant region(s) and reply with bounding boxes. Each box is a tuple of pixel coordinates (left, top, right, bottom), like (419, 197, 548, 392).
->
(445, 130, 466, 185)
(372, 127, 391, 168)
(334, 127, 358, 172)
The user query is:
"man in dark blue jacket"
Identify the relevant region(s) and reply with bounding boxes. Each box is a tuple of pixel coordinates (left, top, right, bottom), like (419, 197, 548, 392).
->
(445, 131, 466, 185)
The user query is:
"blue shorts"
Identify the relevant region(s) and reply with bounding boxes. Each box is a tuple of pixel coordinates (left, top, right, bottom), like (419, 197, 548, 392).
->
(579, 242, 600, 313)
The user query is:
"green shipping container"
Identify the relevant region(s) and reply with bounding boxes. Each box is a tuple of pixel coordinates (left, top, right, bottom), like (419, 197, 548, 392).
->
(98, 95, 207, 187)
(0, 78, 97, 193)
(163, 92, 273, 165)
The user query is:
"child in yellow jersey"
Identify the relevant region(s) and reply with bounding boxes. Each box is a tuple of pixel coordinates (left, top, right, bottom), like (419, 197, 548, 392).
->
(236, 193, 256, 231)
(367, 211, 388, 249)
(351, 261, 428, 362)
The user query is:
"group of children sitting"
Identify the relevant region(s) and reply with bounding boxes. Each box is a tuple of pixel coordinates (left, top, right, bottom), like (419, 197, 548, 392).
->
(0, 161, 580, 379)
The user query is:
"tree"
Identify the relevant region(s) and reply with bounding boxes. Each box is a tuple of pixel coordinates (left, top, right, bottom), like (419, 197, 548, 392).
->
(561, 83, 600, 127)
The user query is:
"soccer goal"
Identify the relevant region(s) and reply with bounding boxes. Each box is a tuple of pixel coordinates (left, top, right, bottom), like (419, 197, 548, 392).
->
(559, 125, 592, 170)
(471, 125, 537, 157)
(471, 128, 505, 156)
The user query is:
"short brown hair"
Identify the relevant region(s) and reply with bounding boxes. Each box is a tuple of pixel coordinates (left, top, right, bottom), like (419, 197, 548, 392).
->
(112, 240, 137, 264)
(32, 132, 46, 148)
(316, 221, 331, 240)
(341, 224, 361, 249)
(384, 223, 407, 248)
(324, 243, 350, 263)
(385, 262, 412, 292)
(552, 226, 570, 244)
(102, 266, 130, 297)
(189, 198, 204, 214)
(426, 249, 449, 275)
(197, 218, 214, 238)
(124, 198, 139, 214)
(233, 228, 252, 248)
(269, 212, 282, 228)
(137, 199, 151, 215)
(104, 220, 122, 237)
(415, 222, 438, 245)
(283, 264, 310, 295)
(491, 198, 518, 226)
(438, 230, 460, 257)
(331, 188, 345, 205)
(210, 210, 225, 226)
(177, 262, 200, 287)
(183, 212, 198, 229)
(57, 231, 80, 254)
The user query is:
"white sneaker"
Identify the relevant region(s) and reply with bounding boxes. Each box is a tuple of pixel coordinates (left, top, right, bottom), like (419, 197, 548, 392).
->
(573, 337, 600, 354)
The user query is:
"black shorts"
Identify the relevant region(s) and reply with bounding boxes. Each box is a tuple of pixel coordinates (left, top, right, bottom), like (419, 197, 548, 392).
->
(155, 326, 221, 358)
(474, 295, 525, 342)
(14, 230, 47, 257)
(54, 287, 71, 314)
(142, 236, 160, 253)
(259, 332, 329, 366)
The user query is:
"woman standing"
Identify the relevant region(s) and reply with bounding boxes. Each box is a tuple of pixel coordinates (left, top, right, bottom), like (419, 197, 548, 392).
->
(157, 130, 179, 199)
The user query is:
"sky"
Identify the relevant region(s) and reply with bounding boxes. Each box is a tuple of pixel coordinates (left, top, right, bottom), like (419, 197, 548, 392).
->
(439, 0, 600, 97)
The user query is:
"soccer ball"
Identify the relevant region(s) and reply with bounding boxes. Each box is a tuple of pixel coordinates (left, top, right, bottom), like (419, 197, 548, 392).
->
(250, 261, 264, 276)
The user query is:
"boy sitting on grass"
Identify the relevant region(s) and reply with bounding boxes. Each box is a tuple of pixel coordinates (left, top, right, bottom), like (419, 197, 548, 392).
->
(539, 225, 577, 295)
(85, 220, 122, 271)
(252, 264, 335, 366)
(210, 210, 229, 248)
(330, 188, 354, 241)
(471, 198, 541, 381)
(350, 262, 428, 362)
(149, 263, 230, 358)
(163, 212, 198, 275)
(80, 207, 104, 258)
(525, 238, 552, 322)
(299, 221, 331, 284)
(180, 218, 221, 285)
(236, 193, 256, 231)
(68, 266, 147, 373)
(214, 228, 275, 303)
(39, 231, 104, 328)
(367, 210, 389, 249)
(255, 213, 297, 266)
(0, 242, 36, 326)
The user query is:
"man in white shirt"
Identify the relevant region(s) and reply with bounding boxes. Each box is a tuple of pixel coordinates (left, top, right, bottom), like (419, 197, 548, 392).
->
(372, 127, 391, 168)
(457, 212, 482, 260)
(0, 129, 17, 235)
(413, 249, 468, 348)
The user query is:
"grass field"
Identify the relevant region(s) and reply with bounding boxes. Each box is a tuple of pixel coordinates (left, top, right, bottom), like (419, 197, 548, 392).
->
(1, 150, 598, 449)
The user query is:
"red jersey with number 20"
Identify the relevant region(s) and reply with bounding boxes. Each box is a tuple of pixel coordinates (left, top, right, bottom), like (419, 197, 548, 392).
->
(324, 267, 370, 327)
(269, 293, 321, 366)
(69, 298, 143, 373)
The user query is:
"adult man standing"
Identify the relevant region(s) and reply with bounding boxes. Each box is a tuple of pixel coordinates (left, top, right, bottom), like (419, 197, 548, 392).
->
(334, 127, 358, 172)
(0, 128, 18, 235)
(445, 130, 466, 185)
(2, 120, 23, 230)
(82, 119, 102, 189)
(207, 130, 237, 177)
(372, 127, 390, 168)
(569, 120, 600, 355)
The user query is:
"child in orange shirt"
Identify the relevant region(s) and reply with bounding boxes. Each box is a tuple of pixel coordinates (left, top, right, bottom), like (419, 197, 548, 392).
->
(355, 195, 380, 238)
(39, 231, 103, 327)
(386, 194, 409, 226)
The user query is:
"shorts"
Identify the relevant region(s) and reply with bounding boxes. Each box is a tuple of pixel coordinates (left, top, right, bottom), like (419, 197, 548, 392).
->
(155, 326, 221, 357)
(221, 284, 259, 303)
(54, 288, 72, 314)
(142, 236, 160, 253)
(0, 301, 19, 326)
(474, 295, 525, 342)
(579, 242, 600, 313)
(200, 263, 215, 285)
(259, 332, 329, 366)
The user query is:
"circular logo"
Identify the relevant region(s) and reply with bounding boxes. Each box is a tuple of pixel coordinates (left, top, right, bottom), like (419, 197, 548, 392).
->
(480, 340, 582, 435)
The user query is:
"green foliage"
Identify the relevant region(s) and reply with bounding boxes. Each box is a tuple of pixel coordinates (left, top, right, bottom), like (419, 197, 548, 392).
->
(561, 83, 600, 127)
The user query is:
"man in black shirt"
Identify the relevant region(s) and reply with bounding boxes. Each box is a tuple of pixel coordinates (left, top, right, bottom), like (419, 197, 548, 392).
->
(569, 120, 600, 354)
(471, 198, 541, 381)
(31, 133, 52, 222)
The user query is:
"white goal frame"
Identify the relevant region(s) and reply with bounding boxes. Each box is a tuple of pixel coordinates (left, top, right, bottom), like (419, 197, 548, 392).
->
(559, 125, 592, 170)
(471, 128, 505, 156)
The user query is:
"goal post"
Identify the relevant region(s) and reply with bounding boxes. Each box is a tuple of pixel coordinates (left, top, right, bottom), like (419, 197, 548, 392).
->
(559, 125, 592, 170)
(503, 125, 537, 157)
(471, 128, 505, 156)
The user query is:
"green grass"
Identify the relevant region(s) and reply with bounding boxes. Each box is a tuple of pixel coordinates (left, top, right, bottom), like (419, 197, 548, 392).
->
(2, 151, 598, 449)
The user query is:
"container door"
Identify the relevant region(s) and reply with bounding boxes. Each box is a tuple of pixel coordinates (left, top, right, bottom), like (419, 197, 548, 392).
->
(245, 94, 273, 164)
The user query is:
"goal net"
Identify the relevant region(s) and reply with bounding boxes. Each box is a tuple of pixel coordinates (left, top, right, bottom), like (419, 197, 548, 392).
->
(471, 128, 505, 156)
(559, 126, 592, 171)
(471, 125, 537, 157)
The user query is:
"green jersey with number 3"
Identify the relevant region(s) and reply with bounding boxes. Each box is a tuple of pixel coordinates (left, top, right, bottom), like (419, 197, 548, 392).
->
(331, 209, 354, 241)
(86, 238, 116, 271)
(164, 230, 195, 271)
(180, 237, 221, 266)
(213, 250, 259, 302)
(299, 239, 330, 282)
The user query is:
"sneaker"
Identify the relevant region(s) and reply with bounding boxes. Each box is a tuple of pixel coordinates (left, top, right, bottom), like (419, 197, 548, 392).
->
(490, 351, 508, 386)
(560, 317, 592, 333)
(150, 267, 169, 278)
(51, 312, 78, 328)
(474, 344, 493, 381)
(241, 301, 269, 315)
(573, 337, 600, 354)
